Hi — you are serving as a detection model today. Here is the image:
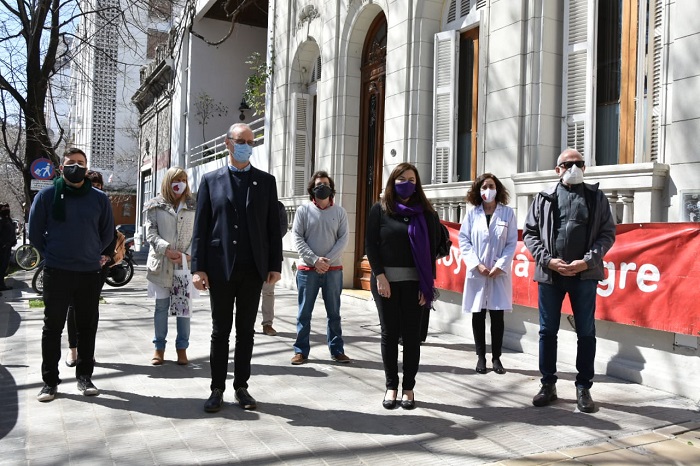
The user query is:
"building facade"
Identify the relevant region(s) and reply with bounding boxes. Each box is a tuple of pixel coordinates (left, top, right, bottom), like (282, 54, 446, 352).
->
(267, 0, 699, 400)
(132, 0, 268, 248)
(69, 0, 173, 197)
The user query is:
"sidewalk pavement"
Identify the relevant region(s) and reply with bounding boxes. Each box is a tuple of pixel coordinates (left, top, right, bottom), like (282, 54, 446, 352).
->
(1, 267, 698, 465)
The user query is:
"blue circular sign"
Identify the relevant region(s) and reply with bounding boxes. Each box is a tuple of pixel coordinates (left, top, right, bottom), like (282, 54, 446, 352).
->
(31, 158, 55, 180)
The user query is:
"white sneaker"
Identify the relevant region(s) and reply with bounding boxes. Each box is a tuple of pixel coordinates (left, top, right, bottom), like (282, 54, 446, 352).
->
(77, 376, 99, 396)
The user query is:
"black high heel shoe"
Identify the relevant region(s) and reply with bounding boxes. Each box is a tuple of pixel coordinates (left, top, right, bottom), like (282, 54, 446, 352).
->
(400, 390, 415, 410)
(475, 356, 487, 374)
(383, 389, 397, 409)
(492, 358, 506, 374)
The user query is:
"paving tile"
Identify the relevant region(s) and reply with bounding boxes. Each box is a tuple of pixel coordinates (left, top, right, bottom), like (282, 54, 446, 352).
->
(498, 451, 569, 465)
(639, 439, 700, 464)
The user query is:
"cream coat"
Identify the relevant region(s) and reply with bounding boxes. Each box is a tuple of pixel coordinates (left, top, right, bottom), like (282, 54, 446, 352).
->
(144, 196, 196, 289)
(459, 203, 518, 313)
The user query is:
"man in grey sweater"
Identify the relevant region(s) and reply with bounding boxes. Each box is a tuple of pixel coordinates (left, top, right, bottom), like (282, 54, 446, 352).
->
(291, 171, 349, 365)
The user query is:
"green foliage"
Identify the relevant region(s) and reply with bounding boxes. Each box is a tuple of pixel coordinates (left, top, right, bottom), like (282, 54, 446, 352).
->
(243, 52, 273, 116)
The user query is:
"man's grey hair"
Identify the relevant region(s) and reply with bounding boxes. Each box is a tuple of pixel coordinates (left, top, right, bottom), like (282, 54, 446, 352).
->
(556, 148, 583, 166)
(227, 123, 252, 138)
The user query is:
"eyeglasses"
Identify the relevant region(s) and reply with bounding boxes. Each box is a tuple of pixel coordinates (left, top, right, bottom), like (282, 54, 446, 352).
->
(558, 160, 585, 169)
(229, 137, 255, 146)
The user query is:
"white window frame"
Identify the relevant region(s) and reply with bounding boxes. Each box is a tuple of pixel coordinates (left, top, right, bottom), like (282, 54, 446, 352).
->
(290, 92, 312, 196)
(562, 0, 598, 165)
(432, 30, 459, 184)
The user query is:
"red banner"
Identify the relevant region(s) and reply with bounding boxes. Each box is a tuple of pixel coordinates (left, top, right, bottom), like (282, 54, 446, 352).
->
(436, 222, 700, 336)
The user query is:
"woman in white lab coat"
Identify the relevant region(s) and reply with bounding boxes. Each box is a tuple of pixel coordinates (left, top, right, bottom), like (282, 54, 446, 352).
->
(459, 173, 517, 374)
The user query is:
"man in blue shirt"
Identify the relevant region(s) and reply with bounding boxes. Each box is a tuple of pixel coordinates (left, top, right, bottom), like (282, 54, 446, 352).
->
(29, 148, 114, 402)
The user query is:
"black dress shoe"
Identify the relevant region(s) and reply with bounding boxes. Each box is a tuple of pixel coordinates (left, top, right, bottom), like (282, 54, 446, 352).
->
(382, 390, 397, 410)
(492, 358, 506, 374)
(204, 388, 224, 413)
(576, 387, 595, 413)
(400, 391, 416, 410)
(235, 387, 257, 410)
(475, 356, 487, 374)
(532, 383, 557, 407)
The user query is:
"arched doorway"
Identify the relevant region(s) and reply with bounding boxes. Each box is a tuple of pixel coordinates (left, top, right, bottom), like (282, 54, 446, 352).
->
(354, 13, 387, 290)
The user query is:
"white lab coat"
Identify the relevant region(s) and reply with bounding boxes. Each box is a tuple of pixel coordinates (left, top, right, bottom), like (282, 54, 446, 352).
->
(459, 203, 518, 313)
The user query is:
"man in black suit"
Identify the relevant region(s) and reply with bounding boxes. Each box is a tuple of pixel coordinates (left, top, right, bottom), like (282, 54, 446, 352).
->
(192, 123, 283, 413)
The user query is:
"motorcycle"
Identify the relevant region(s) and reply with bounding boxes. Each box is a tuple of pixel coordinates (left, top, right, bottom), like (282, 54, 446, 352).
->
(32, 238, 136, 294)
(105, 237, 136, 287)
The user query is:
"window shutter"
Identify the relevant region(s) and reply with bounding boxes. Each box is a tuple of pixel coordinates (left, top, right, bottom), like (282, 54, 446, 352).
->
(647, 0, 664, 162)
(433, 30, 459, 184)
(291, 92, 310, 195)
(562, 0, 597, 163)
(447, 0, 457, 23)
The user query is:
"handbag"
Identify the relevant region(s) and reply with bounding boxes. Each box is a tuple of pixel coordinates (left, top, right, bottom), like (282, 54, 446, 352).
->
(436, 223, 452, 259)
(169, 254, 198, 318)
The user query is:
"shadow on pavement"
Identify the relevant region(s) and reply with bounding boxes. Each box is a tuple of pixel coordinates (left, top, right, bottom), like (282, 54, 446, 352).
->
(0, 301, 22, 441)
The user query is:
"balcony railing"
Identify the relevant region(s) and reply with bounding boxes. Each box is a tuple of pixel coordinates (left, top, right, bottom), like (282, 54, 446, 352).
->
(187, 116, 265, 168)
(421, 162, 670, 225)
(511, 162, 670, 225)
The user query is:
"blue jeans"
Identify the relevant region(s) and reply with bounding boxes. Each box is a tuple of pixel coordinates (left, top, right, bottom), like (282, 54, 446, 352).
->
(293, 269, 344, 357)
(538, 275, 597, 389)
(153, 297, 190, 350)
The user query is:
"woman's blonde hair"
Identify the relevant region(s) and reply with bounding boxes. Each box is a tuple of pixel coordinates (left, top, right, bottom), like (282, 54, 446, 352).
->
(160, 167, 191, 206)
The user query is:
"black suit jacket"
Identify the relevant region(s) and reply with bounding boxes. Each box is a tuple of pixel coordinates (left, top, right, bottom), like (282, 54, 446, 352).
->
(191, 165, 283, 282)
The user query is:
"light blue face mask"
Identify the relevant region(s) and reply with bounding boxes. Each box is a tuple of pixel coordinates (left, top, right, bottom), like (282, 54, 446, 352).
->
(233, 143, 253, 163)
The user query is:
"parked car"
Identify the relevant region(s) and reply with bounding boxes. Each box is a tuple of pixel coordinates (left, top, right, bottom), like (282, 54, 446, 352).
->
(116, 224, 136, 238)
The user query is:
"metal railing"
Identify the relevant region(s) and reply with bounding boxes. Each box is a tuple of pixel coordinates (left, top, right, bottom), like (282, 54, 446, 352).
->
(187, 116, 265, 168)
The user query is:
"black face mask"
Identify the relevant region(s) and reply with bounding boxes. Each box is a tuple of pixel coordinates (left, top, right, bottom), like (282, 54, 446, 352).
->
(313, 184, 332, 200)
(63, 165, 87, 184)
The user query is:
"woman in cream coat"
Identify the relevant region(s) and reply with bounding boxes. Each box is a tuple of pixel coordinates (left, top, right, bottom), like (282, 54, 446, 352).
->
(459, 173, 517, 375)
(144, 167, 196, 365)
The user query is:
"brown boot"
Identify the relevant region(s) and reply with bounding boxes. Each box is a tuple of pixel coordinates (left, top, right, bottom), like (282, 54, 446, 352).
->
(151, 350, 164, 365)
(176, 349, 188, 365)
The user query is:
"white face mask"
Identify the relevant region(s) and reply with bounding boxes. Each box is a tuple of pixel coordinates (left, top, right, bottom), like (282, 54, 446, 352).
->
(561, 165, 584, 185)
(172, 181, 187, 196)
(481, 188, 497, 203)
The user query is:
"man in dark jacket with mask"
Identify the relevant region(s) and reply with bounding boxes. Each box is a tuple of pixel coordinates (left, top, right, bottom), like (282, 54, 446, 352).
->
(290, 171, 349, 365)
(192, 123, 283, 413)
(29, 148, 114, 402)
(523, 148, 616, 413)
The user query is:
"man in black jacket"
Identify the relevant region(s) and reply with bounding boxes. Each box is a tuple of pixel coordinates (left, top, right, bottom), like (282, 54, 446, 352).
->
(192, 123, 283, 413)
(523, 149, 616, 413)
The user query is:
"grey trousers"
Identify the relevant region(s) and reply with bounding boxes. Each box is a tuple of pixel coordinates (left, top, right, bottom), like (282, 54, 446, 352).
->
(260, 281, 275, 326)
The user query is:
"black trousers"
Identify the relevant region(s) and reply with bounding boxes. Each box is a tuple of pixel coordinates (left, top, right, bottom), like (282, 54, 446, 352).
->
(66, 268, 108, 348)
(0, 245, 11, 285)
(41, 267, 102, 386)
(371, 276, 422, 391)
(472, 309, 505, 358)
(208, 266, 264, 392)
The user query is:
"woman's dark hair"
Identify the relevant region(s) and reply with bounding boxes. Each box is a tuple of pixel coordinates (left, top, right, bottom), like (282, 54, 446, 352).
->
(86, 170, 104, 186)
(465, 172, 510, 206)
(307, 170, 335, 200)
(381, 162, 435, 216)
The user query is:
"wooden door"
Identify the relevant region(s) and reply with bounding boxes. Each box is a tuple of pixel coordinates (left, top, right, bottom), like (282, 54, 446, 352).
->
(354, 13, 387, 290)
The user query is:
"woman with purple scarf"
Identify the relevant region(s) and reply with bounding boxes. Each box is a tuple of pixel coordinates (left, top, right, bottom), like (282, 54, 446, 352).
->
(366, 163, 442, 410)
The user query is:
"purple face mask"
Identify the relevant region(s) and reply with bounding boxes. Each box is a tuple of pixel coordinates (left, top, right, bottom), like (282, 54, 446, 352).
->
(395, 180, 416, 199)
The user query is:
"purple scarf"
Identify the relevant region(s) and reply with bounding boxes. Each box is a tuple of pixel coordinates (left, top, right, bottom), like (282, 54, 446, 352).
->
(394, 202, 433, 303)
